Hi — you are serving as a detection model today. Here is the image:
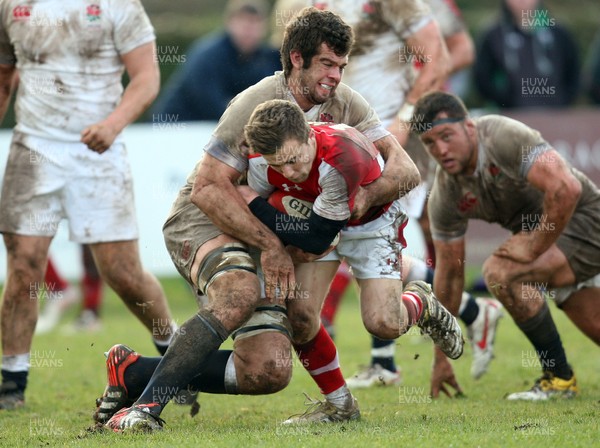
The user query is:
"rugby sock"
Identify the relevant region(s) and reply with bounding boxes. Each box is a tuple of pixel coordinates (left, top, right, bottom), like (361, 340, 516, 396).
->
(516, 302, 571, 379)
(44, 258, 68, 291)
(82, 245, 102, 313)
(123, 350, 235, 398)
(320, 263, 352, 326)
(136, 310, 229, 414)
(2, 354, 30, 391)
(402, 291, 424, 326)
(370, 338, 396, 372)
(459, 292, 479, 326)
(294, 323, 345, 396)
(82, 273, 102, 314)
(153, 322, 178, 355)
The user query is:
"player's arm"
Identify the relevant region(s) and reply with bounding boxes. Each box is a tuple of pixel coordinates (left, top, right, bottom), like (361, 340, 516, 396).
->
(387, 20, 450, 147)
(353, 134, 420, 218)
(495, 149, 582, 263)
(192, 154, 287, 253)
(444, 29, 474, 74)
(404, 20, 450, 107)
(248, 196, 347, 254)
(240, 167, 350, 254)
(192, 154, 295, 299)
(81, 41, 160, 153)
(431, 236, 466, 398)
(0, 64, 16, 125)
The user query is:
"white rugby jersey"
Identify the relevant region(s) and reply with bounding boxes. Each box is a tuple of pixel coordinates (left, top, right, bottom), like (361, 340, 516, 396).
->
(0, 0, 155, 142)
(312, 0, 432, 126)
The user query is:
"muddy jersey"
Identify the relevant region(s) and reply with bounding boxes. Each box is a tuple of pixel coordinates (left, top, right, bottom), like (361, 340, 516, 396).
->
(0, 0, 155, 142)
(200, 71, 388, 179)
(429, 115, 600, 241)
(311, 0, 432, 126)
(248, 123, 389, 225)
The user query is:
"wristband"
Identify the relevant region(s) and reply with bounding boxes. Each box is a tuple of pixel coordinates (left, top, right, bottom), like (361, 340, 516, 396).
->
(397, 102, 415, 122)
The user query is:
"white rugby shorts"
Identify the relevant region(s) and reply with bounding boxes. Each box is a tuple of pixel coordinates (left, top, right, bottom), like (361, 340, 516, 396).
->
(0, 132, 138, 243)
(319, 200, 408, 279)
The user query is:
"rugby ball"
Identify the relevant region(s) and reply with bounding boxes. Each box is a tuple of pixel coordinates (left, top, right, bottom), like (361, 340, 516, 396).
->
(267, 189, 340, 247)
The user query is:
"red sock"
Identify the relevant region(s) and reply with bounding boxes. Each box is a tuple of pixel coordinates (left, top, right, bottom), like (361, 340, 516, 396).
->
(82, 273, 102, 313)
(402, 292, 424, 326)
(320, 263, 352, 325)
(45, 258, 68, 291)
(294, 324, 346, 394)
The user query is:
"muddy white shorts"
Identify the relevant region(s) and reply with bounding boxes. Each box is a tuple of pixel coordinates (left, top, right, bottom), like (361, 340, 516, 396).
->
(319, 200, 408, 279)
(0, 132, 138, 243)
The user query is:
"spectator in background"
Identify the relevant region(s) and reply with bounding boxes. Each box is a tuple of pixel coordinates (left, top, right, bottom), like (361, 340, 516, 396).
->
(584, 30, 600, 105)
(152, 0, 281, 121)
(474, 0, 580, 109)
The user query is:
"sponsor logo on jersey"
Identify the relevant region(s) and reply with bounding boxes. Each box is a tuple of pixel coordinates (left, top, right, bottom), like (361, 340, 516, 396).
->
(281, 183, 303, 192)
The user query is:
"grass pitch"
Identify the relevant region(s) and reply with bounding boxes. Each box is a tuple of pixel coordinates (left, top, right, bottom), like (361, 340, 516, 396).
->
(0, 277, 598, 447)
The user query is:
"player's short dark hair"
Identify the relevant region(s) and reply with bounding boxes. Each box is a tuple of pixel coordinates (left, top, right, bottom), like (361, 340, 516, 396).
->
(245, 99, 309, 155)
(412, 91, 469, 134)
(280, 7, 353, 77)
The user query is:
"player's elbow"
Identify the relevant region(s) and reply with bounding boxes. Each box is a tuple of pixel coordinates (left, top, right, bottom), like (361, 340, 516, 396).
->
(401, 161, 421, 195)
(191, 176, 212, 210)
(554, 176, 582, 210)
(565, 176, 582, 203)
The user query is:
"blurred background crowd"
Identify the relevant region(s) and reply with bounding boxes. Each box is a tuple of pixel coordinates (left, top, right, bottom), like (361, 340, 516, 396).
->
(2, 0, 599, 129)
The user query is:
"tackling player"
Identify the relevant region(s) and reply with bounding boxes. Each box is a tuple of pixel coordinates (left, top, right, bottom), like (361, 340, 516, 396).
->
(99, 7, 421, 432)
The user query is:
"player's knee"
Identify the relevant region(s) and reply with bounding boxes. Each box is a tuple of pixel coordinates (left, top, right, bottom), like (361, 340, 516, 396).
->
(363, 313, 399, 340)
(7, 255, 46, 294)
(482, 257, 510, 289)
(238, 347, 292, 393)
(289, 307, 320, 344)
(100, 262, 142, 299)
(208, 271, 261, 328)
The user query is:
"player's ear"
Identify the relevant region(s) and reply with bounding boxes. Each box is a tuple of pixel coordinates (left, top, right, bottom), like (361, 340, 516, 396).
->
(464, 118, 476, 138)
(290, 50, 304, 70)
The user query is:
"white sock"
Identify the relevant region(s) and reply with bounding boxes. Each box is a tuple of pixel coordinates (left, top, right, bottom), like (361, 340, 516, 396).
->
(153, 321, 179, 347)
(2, 353, 30, 372)
(325, 384, 352, 408)
(371, 344, 396, 358)
(404, 257, 428, 283)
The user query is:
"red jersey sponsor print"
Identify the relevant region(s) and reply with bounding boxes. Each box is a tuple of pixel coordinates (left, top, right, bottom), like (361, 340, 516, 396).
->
(264, 124, 391, 226)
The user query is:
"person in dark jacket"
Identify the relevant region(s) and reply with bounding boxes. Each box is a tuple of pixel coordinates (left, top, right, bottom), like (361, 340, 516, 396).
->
(153, 0, 281, 121)
(474, 0, 579, 109)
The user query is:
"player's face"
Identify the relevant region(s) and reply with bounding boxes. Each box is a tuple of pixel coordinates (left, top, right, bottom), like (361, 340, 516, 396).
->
(263, 135, 316, 183)
(294, 43, 348, 108)
(420, 118, 478, 175)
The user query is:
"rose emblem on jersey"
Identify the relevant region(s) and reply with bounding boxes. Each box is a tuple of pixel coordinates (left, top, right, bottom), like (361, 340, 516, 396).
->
(319, 112, 334, 123)
(86, 4, 101, 22)
(12, 5, 32, 20)
(488, 163, 501, 177)
(458, 191, 477, 212)
(362, 2, 376, 16)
